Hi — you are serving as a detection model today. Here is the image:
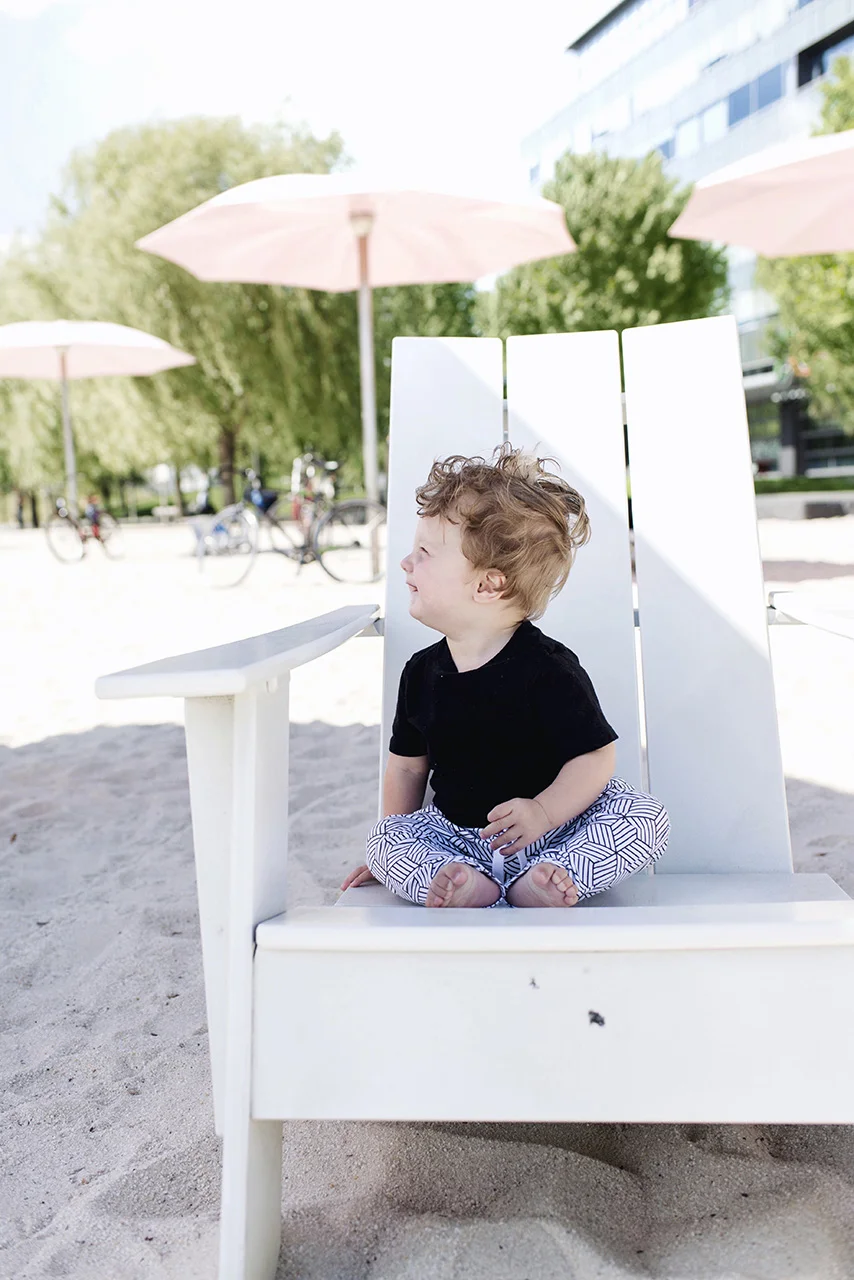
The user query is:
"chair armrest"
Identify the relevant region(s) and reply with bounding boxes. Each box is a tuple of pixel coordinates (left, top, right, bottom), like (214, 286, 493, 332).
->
(95, 604, 381, 700)
(358, 617, 385, 637)
(769, 591, 854, 641)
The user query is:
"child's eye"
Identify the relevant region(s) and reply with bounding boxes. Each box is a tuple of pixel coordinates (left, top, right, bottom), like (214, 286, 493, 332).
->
(420, 546, 428, 554)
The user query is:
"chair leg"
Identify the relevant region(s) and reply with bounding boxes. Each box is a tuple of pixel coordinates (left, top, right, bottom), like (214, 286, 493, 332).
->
(219, 1118, 282, 1280)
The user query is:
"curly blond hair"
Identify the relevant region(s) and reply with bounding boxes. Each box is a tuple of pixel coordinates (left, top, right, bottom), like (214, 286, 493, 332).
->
(415, 444, 590, 619)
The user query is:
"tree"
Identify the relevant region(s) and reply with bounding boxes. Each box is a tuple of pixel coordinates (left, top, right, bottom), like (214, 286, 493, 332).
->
(0, 116, 478, 503)
(14, 116, 352, 503)
(482, 151, 728, 340)
(756, 57, 854, 435)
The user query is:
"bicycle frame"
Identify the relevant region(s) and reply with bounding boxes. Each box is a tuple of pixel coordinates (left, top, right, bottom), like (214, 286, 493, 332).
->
(259, 496, 331, 564)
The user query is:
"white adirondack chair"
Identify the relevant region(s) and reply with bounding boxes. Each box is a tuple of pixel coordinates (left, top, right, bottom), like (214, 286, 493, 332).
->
(96, 316, 854, 1280)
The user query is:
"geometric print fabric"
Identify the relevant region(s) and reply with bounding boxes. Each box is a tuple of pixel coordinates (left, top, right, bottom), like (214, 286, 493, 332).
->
(366, 776, 670, 907)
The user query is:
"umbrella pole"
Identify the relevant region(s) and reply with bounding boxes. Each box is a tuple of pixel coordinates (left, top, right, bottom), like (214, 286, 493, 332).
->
(356, 233, 380, 506)
(59, 349, 78, 518)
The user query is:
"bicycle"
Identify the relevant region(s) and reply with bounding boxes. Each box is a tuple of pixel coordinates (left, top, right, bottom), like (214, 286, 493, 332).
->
(46, 497, 124, 563)
(192, 454, 387, 588)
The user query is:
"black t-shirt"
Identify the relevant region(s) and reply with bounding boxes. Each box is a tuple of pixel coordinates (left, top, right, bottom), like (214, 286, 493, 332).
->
(389, 619, 618, 829)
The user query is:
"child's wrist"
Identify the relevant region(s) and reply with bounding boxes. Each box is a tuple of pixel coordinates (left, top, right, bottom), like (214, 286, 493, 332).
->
(533, 796, 553, 831)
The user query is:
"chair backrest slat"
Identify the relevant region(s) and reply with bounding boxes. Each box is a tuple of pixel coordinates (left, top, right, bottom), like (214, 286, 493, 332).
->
(506, 332, 643, 791)
(382, 338, 504, 794)
(623, 316, 792, 873)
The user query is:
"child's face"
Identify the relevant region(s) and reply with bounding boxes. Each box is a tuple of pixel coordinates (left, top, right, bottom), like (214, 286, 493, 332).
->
(400, 515, 502, 634)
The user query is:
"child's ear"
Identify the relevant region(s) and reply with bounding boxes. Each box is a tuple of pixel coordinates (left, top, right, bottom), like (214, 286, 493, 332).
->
(475, 569, 506, 602)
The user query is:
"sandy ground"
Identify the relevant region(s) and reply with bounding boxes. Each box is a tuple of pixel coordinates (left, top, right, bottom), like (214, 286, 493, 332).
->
(1, 517, 854, 1280)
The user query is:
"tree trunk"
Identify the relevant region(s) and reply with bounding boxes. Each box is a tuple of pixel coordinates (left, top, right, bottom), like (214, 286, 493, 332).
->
(29, 491, 39, 528)
(218, 425, 239, 506)
(173, 462, 188, 516)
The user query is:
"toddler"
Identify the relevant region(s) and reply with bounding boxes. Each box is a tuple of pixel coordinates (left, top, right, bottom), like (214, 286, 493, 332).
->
(341, 446, 670, 908)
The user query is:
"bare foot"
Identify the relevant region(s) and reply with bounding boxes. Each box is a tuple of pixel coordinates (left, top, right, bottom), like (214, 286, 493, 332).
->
(506, 862, 578, 908)
(425, 862, 500, 908)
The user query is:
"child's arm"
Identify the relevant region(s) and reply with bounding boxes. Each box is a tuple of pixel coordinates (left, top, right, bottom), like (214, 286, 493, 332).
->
(382, 752, 430, 818)
(340, 753, 430, 890)
(480, 742, 616, 856)
(534, 742, 616, 830)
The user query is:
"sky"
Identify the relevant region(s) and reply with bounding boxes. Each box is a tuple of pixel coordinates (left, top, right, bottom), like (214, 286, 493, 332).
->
(0, 0, 612, 245)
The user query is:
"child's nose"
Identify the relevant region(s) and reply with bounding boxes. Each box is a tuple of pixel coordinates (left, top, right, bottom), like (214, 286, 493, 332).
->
(400, 553, 413, 573)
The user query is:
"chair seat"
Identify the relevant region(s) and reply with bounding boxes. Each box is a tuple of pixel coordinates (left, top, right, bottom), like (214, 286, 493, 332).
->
(256, 873, 854, 956)
(333, 871, 849, 910)
(252, 871, 854, 1124)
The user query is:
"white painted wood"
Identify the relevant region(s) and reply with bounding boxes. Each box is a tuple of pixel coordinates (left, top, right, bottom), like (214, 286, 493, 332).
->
(220, 1119, 282, 1280)
(334, 871, 849, 910)
(383, 338, 504, 810)
(183, 697, 235, 1135)
(771, 590, 854, 641)
(93, 323, 854, 1262)
(506, 332, 643, 791)
(95, 605, 379, 699)
(259, 896, 854, 952)
(622, 316, 792, 874)
(218, 683, 290, 1280)
(252, 942, 854, 1122)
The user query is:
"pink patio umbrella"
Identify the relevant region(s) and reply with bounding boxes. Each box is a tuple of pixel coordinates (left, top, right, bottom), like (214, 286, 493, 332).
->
(136, 173, 575, 503)
(668, 127, 854, 256)
(0, 320, 195, 516)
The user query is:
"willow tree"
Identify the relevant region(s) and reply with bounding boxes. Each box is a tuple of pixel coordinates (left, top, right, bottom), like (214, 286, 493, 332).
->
(9, 116, 351, 502)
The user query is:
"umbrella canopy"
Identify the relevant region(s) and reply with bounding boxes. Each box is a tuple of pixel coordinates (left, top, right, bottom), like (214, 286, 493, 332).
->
(668, 128, 854, 257)
(137, 173, 575, 502)
(0, 320, 196, 379)
(135, 173, 575, 289)
(0, 320, 195, 516)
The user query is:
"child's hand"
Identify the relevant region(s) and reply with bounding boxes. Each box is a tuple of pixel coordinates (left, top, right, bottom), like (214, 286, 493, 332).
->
(481, 798, 552, 857)
(340, 863, 378, 891)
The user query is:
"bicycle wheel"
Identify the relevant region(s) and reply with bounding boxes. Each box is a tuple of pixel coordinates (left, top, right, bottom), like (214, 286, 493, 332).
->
(46, 514, 85, 563)
(264, 499, 301, 557)
(313, 500, 387, 584)
(97, 512, 124, 559)
(198, 505, 259, 587)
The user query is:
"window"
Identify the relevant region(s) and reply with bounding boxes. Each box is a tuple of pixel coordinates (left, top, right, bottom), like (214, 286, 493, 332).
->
(656, 137, 675, 160)
(529, 163, 540, 185)
(571, 0, 690, 97)
(572, 121, 592, 153)
(757, 63, 784, 109)
(675, 116, 700, 157)
(728, 83, 751, 126)
(799, 20, 854, 85)
(700, 99, 728, 144)
(827, 32, 854, 69)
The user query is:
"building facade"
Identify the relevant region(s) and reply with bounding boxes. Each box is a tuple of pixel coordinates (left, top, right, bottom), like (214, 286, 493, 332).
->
(522, 0, 854, 474)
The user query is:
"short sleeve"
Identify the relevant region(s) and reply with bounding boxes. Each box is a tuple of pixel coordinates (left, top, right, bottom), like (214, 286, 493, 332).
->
(388, 663, 428, 757)
(535, 658, 618, 762)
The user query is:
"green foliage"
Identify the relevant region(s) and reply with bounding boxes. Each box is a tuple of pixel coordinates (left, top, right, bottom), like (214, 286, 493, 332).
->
(0, 115, 477, 499)
(754, 474, 854, 493)
(373, 281, 478, 442)
(756, 57, 854, 437)
(483, 151, 729, 338)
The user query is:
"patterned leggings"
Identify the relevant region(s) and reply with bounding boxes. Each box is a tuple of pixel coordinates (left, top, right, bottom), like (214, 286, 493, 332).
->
(366, 776, 670, 907)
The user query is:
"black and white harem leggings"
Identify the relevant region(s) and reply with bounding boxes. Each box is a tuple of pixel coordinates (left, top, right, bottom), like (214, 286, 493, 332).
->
(366, 776, 670, 907)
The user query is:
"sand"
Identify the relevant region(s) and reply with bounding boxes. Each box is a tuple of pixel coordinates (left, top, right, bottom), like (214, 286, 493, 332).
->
(1, 516, 853, 1279)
